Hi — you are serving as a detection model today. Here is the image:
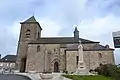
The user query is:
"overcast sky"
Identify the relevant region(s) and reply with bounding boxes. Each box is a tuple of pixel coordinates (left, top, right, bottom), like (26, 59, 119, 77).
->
(0, 0, 120, 64)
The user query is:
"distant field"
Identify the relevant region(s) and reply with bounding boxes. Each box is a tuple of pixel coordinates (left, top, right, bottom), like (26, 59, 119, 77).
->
(62, 75, 113, 80)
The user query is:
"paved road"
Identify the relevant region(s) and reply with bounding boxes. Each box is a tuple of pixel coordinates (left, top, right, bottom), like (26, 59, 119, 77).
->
(0, 74, 31, 80)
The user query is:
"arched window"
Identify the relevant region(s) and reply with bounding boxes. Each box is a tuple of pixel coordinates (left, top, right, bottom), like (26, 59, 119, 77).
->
(38, 32, 40, 39)
(54, 48, 56, 52)
(37, 46, 40, 52)
(76, 56, 79, 65)
(26, 29, 30, 38)
(98, 53, 102, 58)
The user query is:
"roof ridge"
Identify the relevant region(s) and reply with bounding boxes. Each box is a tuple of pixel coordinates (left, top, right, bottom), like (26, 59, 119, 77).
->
(4, 54, 16, 56)
(23, 16, 37, 23)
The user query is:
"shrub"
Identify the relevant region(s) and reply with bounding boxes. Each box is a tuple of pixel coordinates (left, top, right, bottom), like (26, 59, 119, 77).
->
(95, 64, 120, 80)
(89, 69, 94, 72)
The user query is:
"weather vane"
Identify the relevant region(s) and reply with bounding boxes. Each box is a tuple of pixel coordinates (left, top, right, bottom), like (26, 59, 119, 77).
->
(32, 11, 35, 16)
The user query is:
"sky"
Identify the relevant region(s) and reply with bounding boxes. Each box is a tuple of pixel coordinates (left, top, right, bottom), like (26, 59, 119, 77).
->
(0, 0, 120, 64)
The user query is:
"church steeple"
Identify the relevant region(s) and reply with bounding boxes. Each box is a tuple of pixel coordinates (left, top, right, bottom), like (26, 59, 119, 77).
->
(74, 27, 79, 41)
(20, 16, 42, 30)
(16, 16, 43, 72)
(24, 16, 37, 22)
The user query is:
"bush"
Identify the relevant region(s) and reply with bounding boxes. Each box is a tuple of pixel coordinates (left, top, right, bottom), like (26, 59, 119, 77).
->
(95, 64, 120, 80)
(63, 70, 68, 74)
(89, 69, 94, 72)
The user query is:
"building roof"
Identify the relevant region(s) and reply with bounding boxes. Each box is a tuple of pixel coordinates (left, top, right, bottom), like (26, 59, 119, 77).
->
(0, 55, 17, 63)
(20, 16, 42, 30)
(65, 44, 114, 51)
(29, 37, 99, 44)
(24, 16, 37, 22)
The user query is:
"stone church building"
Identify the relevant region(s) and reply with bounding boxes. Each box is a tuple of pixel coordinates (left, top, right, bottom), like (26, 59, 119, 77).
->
(16, 16, 115, 73)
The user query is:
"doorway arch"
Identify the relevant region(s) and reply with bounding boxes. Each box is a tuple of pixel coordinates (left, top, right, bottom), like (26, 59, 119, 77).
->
(54, 61, 59, 72)
(20, 57, 26, 72)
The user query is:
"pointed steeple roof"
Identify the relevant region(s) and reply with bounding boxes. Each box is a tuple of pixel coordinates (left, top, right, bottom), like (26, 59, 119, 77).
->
(74, 27, 79, 32)
(24, 16, 37, 23)
(20, 16, 42, 30)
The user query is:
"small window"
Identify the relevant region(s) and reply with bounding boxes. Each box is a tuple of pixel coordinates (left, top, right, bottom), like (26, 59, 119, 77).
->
(38, 32, 40, 39)
(26, 29, 30, 38)
(76, 56, 79, 65)
(99, 63, 103, 66)
(98, 53, 102, 58)
(54, 48, 56, 52)
(37, 46, 40, 52)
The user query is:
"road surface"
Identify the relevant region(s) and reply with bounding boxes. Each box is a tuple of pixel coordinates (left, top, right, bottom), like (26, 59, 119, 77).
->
(0, 74, 31, 80)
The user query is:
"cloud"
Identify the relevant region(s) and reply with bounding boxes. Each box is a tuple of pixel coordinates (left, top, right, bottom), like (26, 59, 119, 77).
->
(0, 0, 120, 64)
(0, 23, 20, 57)
(0, 0, 41, 24)
(76, 13, 120, 64)
(37, 18, 64, 37)
(79, 14, 120, 44)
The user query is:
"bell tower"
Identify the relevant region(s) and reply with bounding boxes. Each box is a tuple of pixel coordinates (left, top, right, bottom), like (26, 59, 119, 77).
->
(16, 16, 42, 72)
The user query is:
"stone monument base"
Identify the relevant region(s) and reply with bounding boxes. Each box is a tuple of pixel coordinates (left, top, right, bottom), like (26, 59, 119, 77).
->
(75, 69, 90, 75)
(75, 61, 90, 75)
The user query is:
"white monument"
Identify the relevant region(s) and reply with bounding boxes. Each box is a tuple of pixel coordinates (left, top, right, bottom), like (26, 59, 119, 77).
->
(75, 40, 89, 75)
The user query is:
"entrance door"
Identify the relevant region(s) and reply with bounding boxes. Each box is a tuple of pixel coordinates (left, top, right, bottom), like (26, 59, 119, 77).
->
(54, 61, 59, 72)
(20, 57, 26, 72)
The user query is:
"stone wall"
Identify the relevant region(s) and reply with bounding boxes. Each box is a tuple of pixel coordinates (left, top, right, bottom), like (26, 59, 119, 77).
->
(84, 50, 115, 70)
(26, 43, 115, 73)
(16, 22, 41, 71)
(0, 62, 15, 69)
(26, 44, 67, 72)
(66, 50, 115, 73)
(66, 51, 78, 73)
(26, 44, 45, 72)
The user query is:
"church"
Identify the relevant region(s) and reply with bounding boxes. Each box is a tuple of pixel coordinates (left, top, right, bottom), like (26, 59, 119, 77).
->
(16, 16, 115, 73)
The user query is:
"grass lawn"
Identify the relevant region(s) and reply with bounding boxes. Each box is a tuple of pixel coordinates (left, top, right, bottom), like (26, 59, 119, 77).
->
(62, 75, 113, 80)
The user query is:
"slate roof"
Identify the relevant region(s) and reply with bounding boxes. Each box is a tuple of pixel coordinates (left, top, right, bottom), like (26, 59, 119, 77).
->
(0, 55, 17, 63)
(20, 16, 42, 30)
(29, 37, 99, 44)
(65, 44, 114, 51)
(24, 16, 37, 22)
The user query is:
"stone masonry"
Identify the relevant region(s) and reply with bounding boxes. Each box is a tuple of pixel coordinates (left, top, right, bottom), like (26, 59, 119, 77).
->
(16, 16, 115, 73)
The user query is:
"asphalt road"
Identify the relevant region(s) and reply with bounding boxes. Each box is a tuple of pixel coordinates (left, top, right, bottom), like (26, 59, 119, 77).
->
(0, 74, 31, 80)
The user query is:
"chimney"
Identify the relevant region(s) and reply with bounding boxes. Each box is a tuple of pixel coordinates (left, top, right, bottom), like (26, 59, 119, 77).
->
(105, 45, 109, 48)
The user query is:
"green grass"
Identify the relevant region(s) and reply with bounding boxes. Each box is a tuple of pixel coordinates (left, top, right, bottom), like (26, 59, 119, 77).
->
(62, 75, 113, 80)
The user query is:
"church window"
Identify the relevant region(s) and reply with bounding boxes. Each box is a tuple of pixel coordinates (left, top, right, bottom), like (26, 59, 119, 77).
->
(26, 29, 30, 38)
(98, 53, 102, 58)
(76, 56, 79, 65)
(38, 32, 40, 39)
(54, 48, 56, 52)
(99, 63, 103, 66)
(37, 46, 40, 52)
